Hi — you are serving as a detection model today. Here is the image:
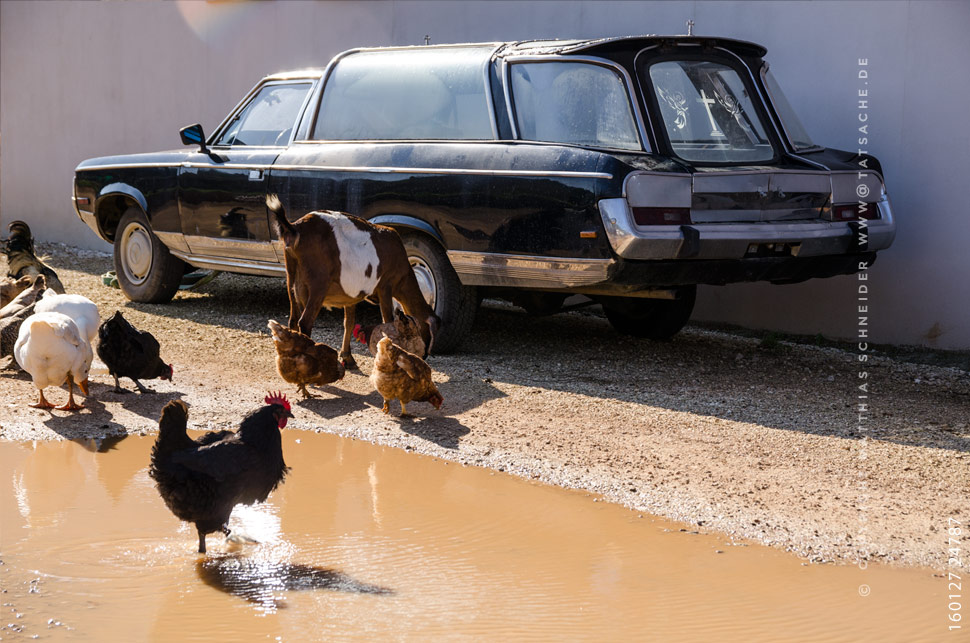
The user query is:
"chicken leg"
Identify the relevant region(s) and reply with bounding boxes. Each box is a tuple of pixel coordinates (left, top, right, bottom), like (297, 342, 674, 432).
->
(56, 374, 84, 411)
(111, 374, 128, 394)
(31, 389, 55, 409)
(133, 378, 155, 394)
(297, 383, 313, 399)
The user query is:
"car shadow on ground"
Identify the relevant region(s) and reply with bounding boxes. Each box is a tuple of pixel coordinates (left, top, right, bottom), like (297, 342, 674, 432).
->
(38, 254, 970, 454)
(437, 303, 970, 455)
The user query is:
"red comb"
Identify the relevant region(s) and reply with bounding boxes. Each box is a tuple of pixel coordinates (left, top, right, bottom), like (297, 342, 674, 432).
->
(352, 323, 363, 342)
(264, 391, 291, 411)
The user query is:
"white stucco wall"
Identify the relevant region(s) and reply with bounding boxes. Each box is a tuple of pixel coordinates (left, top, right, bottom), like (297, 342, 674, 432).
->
(1, 0, 968, 347)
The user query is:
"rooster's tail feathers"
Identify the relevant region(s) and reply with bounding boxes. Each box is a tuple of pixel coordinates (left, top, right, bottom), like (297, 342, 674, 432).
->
(153, 399, 191, 459)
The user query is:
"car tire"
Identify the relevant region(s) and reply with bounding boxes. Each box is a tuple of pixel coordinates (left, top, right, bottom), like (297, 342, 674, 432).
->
(400, 233, 477, 354)
(600, 286, 696, 340)
(113, 207, 186, 303)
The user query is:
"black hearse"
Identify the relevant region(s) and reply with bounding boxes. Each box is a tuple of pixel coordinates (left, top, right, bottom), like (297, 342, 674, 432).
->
(74, 36, 895, 351)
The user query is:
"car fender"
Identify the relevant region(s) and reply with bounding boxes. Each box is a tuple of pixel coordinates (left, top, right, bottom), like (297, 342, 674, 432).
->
(368, 214, 444, 246)
(97, 183, 148, 214)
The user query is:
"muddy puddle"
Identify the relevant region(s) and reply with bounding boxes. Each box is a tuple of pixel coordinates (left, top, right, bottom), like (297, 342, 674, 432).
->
(0, 432, 947, 641)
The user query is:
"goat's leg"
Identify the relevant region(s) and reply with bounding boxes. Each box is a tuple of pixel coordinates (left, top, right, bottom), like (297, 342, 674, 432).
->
(378, 288, 395, 323)
(284, 266, 302, 330)
(287, 292, 301, 330)
(297, 291, 324, 337)
(340, 305, 359, 370)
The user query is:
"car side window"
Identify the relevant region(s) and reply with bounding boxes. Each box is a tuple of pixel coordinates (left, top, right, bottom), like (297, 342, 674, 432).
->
(510, 62, 641, 151)
(312, 48, 494, 141)
(215, 82, 311, 147)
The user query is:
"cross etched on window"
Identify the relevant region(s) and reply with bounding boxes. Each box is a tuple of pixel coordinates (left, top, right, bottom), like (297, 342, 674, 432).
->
(698, 89, 725, 138)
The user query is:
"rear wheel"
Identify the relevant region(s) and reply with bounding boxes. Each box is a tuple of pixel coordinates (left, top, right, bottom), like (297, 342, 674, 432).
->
(600, 286, 696, 340)
(113, 207, 186, 303)
(400, 233, 477, 354)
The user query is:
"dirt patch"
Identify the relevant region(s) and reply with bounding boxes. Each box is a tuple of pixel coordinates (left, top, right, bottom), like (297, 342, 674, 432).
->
(2, 244, 968, 569)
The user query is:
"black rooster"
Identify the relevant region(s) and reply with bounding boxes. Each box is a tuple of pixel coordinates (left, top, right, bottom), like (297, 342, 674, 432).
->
(97, 311, 173, 393)
(149, 393, 293, 553)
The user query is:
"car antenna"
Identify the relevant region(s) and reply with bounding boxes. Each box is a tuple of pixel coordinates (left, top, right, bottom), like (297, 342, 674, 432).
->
(686, 19, 694, 36)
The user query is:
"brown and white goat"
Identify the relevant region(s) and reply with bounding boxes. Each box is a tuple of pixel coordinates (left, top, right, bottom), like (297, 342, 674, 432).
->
(267, 195, 439, 369)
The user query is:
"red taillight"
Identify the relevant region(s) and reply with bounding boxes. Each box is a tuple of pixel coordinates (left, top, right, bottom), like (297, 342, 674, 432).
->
(632, 207, 692, 226)
(833, 203, 879, 221)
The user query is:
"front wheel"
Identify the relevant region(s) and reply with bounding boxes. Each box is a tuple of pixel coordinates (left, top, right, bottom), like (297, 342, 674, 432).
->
(113, 207, 186, 303)
(599, 286, 696, 340)
(400, 233, 477, 354)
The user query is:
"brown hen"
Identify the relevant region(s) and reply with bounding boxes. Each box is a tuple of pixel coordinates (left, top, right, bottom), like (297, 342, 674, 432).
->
(268, 319, 345, 399)
(353, 308, 428, 358)
(369, 336, 442, 416)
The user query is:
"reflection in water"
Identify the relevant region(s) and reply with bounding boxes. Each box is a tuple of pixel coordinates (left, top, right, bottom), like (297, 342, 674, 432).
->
(198, 553, 392, 611)
(75, 434, 129, 453)
(76, 434, 143, 504)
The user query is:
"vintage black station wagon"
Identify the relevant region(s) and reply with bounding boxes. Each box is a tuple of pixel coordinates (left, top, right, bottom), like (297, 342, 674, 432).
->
(73, 36, 895, 351)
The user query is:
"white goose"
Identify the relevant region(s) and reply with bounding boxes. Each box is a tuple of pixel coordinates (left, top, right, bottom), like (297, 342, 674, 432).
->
(33, 291, 100, 345)
(14, 311, 93, 410)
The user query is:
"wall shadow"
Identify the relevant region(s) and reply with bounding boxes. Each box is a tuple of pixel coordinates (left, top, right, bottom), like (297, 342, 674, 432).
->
(31, 250, 969, 454)
(427, 303, 970, 455)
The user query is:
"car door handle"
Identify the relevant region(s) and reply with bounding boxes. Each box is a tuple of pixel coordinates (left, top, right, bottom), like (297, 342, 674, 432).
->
(249, 169, 263, 181)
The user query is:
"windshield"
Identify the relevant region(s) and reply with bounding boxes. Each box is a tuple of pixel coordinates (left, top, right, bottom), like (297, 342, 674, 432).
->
(762, 68, 817, 151)
(646, 60, 774, 163)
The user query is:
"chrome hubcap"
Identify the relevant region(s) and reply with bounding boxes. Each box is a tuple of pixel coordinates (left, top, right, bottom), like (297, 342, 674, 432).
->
(120, 223, 153, 285)
(409, 256, 437, 310)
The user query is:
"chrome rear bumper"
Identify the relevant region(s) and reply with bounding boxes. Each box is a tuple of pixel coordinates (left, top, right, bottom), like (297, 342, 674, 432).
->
(598, 197, 896, 261)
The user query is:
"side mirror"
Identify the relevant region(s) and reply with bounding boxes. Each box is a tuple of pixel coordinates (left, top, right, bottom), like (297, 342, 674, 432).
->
(179, 123, 209, 154)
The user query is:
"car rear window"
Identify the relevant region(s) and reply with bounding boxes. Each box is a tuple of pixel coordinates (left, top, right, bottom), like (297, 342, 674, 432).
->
(510, 62, 641, 151)
(312, 47, 494, 141)
(646, 60, 774, 163)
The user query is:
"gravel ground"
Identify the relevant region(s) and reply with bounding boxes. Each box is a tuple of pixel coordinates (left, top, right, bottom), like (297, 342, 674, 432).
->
(2, 244, 968, 570)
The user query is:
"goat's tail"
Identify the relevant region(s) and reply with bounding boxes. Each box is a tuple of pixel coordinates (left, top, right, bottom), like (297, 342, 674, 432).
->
(267, 194, 298, 247)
